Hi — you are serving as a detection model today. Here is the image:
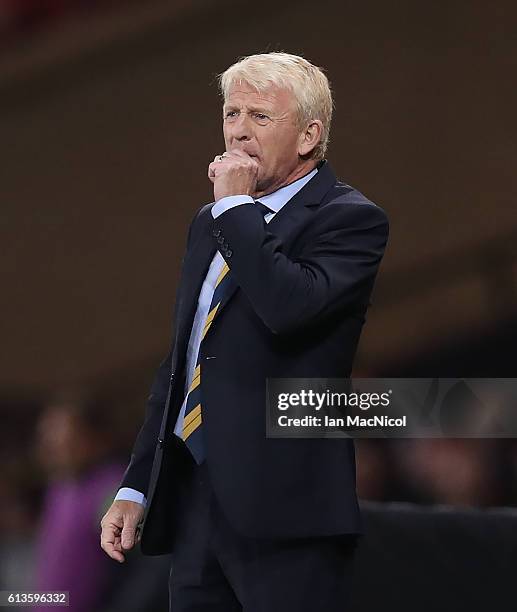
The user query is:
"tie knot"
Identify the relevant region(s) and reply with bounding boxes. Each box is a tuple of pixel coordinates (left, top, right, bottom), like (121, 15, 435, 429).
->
(254, 201, 273, 217)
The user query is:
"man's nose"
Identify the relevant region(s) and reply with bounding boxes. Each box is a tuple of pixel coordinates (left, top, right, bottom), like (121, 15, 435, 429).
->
(230, 113, 252, 141)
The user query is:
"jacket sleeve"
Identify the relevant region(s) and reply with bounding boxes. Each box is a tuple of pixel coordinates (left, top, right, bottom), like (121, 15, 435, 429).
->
(119, 209, 201, 494)
(211, 199, 389, 335)
(119, 350, 173, 494)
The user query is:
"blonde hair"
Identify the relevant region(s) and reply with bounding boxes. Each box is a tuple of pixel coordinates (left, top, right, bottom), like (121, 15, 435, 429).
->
(218, 52, 333, 160)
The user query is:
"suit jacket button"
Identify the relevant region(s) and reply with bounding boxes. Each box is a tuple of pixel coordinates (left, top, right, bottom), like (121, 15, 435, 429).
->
(217, 236, 225, 244)
(226, 249, 233, 257)
(213, 229, 222, 237)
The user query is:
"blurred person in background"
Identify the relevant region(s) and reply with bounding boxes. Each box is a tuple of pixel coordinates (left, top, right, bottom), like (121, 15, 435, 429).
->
(32, 389, 125, 612)
(391, 439, 508, 507)
(0, 464, 40, 593)
(355, 439, 400, 502)
(0, 398, 44, 594)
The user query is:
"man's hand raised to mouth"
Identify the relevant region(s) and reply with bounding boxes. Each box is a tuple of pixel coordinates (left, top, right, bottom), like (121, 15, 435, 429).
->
(208, 149, 260, 201)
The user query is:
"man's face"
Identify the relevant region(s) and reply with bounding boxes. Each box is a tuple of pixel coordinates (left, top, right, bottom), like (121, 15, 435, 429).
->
(222, 82, 306, 195)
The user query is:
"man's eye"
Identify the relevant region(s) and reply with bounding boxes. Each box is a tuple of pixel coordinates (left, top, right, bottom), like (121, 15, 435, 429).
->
(254, 113, 269, 121)
(225, 110, 238, 119)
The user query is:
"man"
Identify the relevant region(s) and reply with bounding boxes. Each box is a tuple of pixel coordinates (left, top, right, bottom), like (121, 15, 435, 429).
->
(101, 52, 389, 611)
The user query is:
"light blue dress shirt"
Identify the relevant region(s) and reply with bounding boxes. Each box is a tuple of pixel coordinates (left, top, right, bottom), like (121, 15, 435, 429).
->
(115, 167, 318, 507)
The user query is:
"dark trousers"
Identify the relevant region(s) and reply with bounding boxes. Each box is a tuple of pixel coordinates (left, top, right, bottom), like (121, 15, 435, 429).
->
(169, 449, 358, 612)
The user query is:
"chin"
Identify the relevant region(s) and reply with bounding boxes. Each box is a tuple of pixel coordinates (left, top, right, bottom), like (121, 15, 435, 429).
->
(255, 173, 276, 195)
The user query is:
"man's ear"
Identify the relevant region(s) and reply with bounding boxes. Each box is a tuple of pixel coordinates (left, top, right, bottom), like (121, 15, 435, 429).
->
(298, 120, 323, 157)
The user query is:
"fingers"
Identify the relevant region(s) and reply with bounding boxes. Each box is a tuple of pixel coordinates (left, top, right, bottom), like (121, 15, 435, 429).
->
(100, 501, 144, 563)
(100, 520, 126, 563)
(212, 153, 232, 165)
(226, 149, 251, 160)
(209, 153, 229, 178)
(121, 523, 137, 550)
(225, 151, 255, 162)
(208, 150, 259, 200)
(212, 150, 253, 163)
(208, 162, 218, 181)
(209, 151, 257, 173)
(208, 156, 233, 180)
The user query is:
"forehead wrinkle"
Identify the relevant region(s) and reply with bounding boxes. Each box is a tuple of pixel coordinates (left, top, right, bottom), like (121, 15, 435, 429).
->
(225, 88, 296, 119)
(225, 95, 276, 111)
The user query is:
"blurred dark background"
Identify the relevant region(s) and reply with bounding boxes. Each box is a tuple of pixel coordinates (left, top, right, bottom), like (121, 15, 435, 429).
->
(1, 0, 516, 609)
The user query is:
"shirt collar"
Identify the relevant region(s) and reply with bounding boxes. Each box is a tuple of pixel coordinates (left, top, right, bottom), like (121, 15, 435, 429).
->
(257, 167, 318, 213)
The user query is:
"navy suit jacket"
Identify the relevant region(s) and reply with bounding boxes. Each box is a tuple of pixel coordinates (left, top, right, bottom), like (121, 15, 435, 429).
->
(120, 161, 389, 555)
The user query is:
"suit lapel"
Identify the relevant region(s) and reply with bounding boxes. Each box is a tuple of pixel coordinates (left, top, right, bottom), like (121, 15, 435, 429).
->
(266, 160, 336, 236)
(172, 225, 216, 372)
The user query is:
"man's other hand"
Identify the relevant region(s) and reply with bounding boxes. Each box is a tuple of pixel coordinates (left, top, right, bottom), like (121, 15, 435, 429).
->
(100, 500, 144, 563)
(208, 149, 259, 201)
